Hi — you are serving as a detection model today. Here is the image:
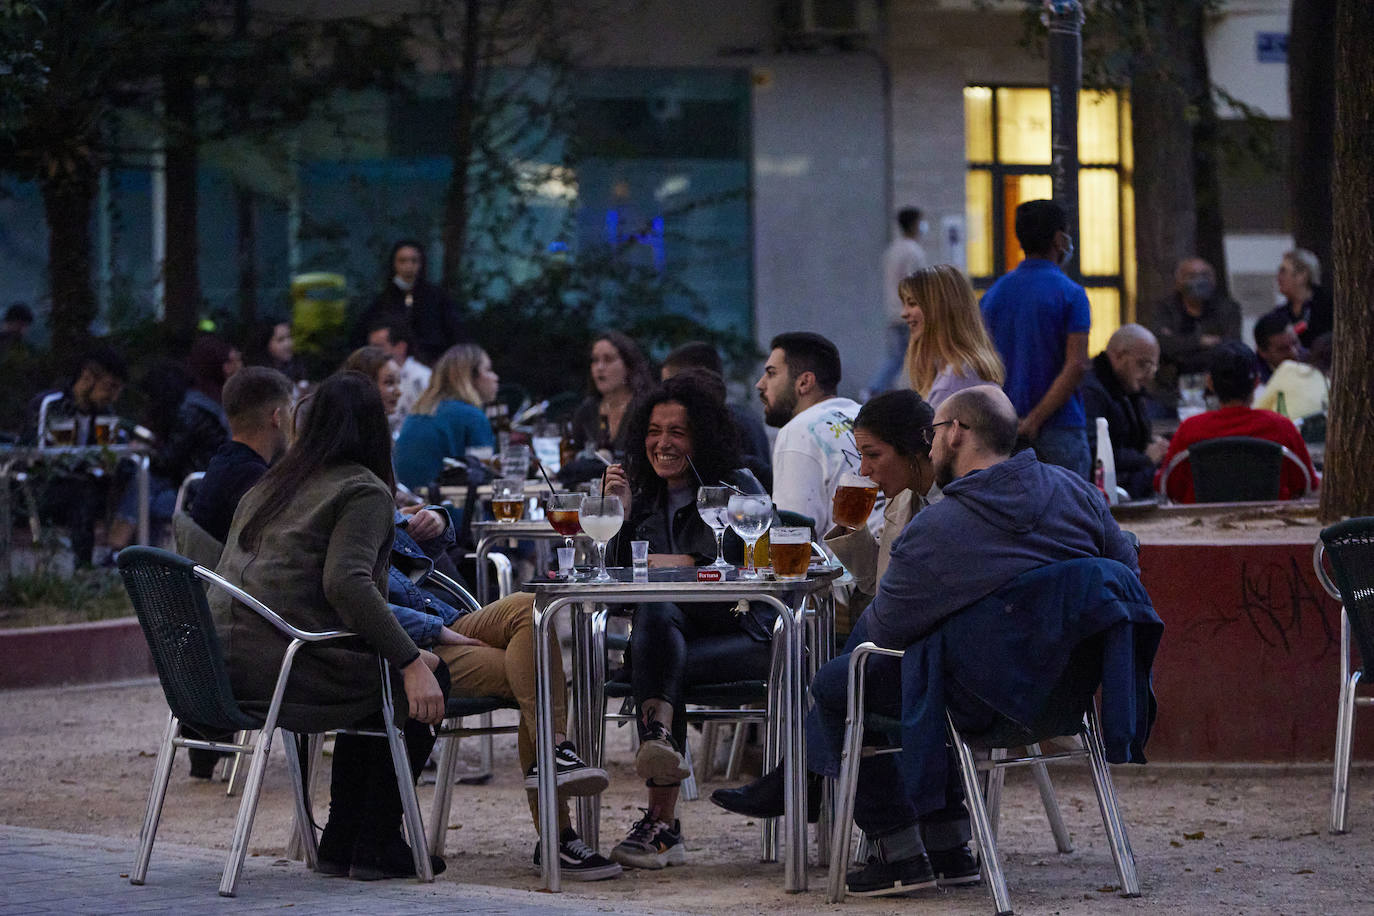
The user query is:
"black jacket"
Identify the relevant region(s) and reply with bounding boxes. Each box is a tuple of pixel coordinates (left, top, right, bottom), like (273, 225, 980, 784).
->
(356, 280, 463, 364)
(1080, 352, 1156, 499)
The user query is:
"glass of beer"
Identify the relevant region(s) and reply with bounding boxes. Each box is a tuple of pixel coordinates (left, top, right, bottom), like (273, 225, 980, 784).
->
(492, 477, 526, 522)
(46, 418, 76, 447)
(94, 415, 119, 445)
(770, 527, 811, 581)
(547, 493, 583, 548)
(832, 472, 879, 530)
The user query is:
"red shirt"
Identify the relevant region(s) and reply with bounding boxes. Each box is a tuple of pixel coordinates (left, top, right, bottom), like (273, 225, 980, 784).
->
(1155, 405, 1318, 503)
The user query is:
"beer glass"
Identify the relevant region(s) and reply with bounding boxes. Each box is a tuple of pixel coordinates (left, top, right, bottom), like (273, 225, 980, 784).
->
(769, 527, 811, 581)
(696, 485, 734, 570)
(579, 494, 623, 583)
(727, 493, 773, 580)
(47, 418, 76, 447)
(94, 415, 118, 445)
(832, 472, 879, 529)
(492, 477, 526, 522)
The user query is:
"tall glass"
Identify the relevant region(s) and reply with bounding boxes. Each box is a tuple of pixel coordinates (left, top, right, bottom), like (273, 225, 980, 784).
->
(696, 486, 735, 570)
(579, 494, 623, 583)
(492, 477, 526, 522)
(832, 472, 879, 530)
(727, 493, 773, 580)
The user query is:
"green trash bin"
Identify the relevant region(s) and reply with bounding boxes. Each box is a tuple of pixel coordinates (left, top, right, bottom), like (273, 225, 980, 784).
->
(290, 272, 348, 359)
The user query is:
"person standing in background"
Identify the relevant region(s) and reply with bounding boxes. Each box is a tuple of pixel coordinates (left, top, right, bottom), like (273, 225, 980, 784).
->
(355, 240, 463, 364)
(864, 207, 928, 398)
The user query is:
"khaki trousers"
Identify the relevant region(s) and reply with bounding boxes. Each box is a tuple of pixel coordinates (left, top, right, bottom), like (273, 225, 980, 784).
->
(435, 591, 572, 832)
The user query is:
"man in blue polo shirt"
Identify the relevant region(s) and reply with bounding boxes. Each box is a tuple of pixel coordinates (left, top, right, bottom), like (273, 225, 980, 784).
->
(980, 199, 1092, 479)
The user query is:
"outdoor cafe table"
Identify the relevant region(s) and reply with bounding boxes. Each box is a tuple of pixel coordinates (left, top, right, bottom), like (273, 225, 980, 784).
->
(0, 444, 152, 581)
(469, 518, 591, 602)
(526, 564, 842, 893)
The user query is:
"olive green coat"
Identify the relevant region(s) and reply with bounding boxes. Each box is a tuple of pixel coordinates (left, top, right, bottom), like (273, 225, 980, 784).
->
(210, 463, 419, 731)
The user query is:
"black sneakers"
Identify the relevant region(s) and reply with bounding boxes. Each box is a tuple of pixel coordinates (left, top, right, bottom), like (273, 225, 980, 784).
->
(533, 827, 622, 881)
(929, 844, 981, 886)
(634, 721, 691, 783)
(610, 809, 687, 869)
(845, 852, 937, 897)
(523, 741, 610, 796)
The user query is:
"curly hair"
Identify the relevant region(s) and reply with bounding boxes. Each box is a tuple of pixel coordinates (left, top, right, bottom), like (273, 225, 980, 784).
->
(622, 371, 741, 502)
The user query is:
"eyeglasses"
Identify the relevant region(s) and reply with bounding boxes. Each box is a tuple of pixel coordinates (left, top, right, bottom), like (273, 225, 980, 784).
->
(919, 419, 959, 446)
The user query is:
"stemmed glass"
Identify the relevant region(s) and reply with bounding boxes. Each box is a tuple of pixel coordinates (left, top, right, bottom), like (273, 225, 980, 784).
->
(578, 494, 623, 584)
(727, 493, 773, 580)
(696, 486, 735, 570)
(547, 493, 584, 579)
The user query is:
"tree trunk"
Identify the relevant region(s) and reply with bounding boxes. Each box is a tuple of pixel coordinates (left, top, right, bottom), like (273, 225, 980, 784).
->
(163, 61, 201, 344)
(1288, 0, 1336, 283)
(441, 0, 482, 298)
(39, 169, 98, 360)
(1188, 4, 1229, 298)
(1319, 0, 1374, 521)
(1129, 71, 1196, 328)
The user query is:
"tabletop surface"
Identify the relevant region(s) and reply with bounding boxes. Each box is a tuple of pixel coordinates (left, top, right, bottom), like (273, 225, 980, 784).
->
(523, 564, 842, 596)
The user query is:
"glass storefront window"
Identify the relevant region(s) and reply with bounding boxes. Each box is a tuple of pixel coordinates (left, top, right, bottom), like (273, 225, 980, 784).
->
(1085, 286, 1121, 358)
(966, 170, 994, 276)
(996, 88, 1051, 165)
(1078, 91, 1119, 164)
(965, 87, 994, 163)
(1079, 169, 1120, 276)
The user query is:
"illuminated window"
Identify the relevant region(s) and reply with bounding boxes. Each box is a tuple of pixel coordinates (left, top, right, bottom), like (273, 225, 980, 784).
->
(964, 86, 1133, 348)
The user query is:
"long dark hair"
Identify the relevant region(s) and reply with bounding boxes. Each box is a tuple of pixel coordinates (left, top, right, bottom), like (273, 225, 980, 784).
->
(383, 238, 425, 285)
(237, 371, 396, 552)
(589, 330, 654, 398)
(853, 390, 935, 458)
(623, 372, 741, 502)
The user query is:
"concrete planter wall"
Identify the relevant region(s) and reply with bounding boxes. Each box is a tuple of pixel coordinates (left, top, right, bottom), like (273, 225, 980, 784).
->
(0, 617, 154, 689)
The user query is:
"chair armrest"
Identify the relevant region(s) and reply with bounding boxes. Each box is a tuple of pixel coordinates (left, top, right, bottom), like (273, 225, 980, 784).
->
(1155, 448, 1190, 504)
(192, 564, 355, 644)
(1313, 541, 1342, 601)
(1279, 445, 1313, 496)
(425, 568, 483, 615)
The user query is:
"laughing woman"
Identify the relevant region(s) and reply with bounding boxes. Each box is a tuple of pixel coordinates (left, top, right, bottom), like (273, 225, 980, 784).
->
(600, 370, 771, 871)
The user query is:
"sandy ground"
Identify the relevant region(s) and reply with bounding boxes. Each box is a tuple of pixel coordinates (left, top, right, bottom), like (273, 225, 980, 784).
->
(2, 679, 1373, 914)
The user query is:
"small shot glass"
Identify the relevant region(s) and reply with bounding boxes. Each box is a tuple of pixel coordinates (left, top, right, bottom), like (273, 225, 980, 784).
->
(557, 546, 576, 579)
(631, 540, 650, 581)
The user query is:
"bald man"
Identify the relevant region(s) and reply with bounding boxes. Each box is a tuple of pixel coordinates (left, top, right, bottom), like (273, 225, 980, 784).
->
(1081, 325, 1170, 499)
(1153, 257, 1241, 404)
(714, 385, 1142, 896)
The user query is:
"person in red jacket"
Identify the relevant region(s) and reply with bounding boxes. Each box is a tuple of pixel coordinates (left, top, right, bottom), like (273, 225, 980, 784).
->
(1155, 341, 1317, 503)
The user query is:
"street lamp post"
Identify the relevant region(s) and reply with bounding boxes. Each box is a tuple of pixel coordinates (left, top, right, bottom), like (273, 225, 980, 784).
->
(1045, 0, 1084, 282)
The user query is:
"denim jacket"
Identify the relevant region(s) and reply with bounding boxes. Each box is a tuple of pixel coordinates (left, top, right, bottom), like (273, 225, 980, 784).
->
(387, 508, 465, 647)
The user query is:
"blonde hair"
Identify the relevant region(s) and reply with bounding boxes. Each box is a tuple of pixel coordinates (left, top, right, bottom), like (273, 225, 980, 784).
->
(412, 344, 488, 415)
(900, 264, 1005, 396)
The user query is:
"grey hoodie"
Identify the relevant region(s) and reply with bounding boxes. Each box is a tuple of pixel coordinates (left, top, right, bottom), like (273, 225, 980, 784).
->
(862, 448, 1139, 649)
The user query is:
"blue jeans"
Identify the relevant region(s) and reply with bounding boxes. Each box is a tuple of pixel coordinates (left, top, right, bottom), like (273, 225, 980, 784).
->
(805, 615, 969, 842)
(1030, 426, 1091, 481)
(864, 322, 909, 395)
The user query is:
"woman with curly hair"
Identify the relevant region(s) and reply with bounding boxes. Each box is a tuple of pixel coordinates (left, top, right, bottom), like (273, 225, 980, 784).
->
(901, 264, 1005, 408)
(600, 369, 771, 871)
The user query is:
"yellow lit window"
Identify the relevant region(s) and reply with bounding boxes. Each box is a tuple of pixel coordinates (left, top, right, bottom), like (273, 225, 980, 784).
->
(1079, 169, 1120, 276)
(965, 87, 994, 162)
(996, 88, 1051, 165)
(1078, 91, 1119, 164)
(966, 170, 994, 277)
(1085, 287, 1121, 357)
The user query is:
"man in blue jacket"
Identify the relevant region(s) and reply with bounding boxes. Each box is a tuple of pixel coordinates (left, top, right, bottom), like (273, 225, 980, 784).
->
(714, 386, 1144, 896)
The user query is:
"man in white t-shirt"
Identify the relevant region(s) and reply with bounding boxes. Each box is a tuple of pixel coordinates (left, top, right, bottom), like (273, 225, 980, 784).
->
(366, 315, 432, 433)
(756, 332, 866, 536)
(864, 207, 928, 398)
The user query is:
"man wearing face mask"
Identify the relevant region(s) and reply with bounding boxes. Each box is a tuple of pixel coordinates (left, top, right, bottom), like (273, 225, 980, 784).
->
(980, 199, 1093, 480)
(1152, 257, 1241, 407)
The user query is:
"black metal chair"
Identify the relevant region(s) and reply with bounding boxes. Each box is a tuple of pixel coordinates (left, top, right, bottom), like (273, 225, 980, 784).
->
(1157, 435, 1312, 503)
(1313, 518, 1374, 833)
(117, 546, 434, 896)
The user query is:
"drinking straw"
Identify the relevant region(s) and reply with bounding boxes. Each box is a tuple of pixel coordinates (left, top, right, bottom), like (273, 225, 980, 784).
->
(600, 465, 609, 513)
(716, 479, 748, 496)
(537, 459, 557, 493)
(684, 454, 705, 487)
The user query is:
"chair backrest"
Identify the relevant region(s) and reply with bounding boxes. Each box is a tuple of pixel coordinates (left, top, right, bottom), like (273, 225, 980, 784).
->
(117, 545, 260, 731)
(1175, 436, 1284, 502)
(1320, 518, 1374, 674)
(173, 471, 205, 516)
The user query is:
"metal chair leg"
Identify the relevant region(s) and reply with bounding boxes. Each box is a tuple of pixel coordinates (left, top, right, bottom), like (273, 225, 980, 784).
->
(1332, 670, 1360, 833)
(987, 747, 1007, 841)
(225, 730, 251, 797)
(430, 720, 461, 856)
(281, 731, 318, 870)
(824, 658, 868, 903)
(949, 720, 1014, 915)
(380, 680, 433, 883)
(681, 739, 700, 801)
(725, 721, 749, 780)
(760, 631, 787, 863)
(219, 723, 277, 896)
(1028, 744, 1074, 853)
(701, 722, 722, 781)
(1081, 708, 1140, 897)
(131, 713, 180, 885)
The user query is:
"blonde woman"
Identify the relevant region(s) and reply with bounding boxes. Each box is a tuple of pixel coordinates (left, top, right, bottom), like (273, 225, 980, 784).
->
(901, 264, 1005, 408)
(393, 344, 499, 491)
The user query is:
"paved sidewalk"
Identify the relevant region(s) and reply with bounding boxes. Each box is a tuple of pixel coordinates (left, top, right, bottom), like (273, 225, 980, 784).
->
(0, 825, 665, 915)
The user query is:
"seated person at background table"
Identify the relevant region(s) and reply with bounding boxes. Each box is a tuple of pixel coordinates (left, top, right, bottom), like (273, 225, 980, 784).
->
(1254, 331, 1330, 422)
(1154, 341, 1318, 504)
(392, 344, 497, 494)
(756, 331, 864, 536)
(1080, 325, 1170, 500)
(714, 386, 1145, 897)
(1152, 257, 1241, 407)
(561, 331, 656, 486)
(23, 347, 129, 567)
(189, 367, 294, 544)
(213, 370, 451, 881)
(661, 340, 772, 490)
(600, 371, 772, 871)
(1266, 248, 1332, 350)
(1252, 311, 1303, 387)
(248, 320, 307, 386)
(108, 336, 240, 553)
(366, 315, 432, 434)
(823, 390, 935, 636)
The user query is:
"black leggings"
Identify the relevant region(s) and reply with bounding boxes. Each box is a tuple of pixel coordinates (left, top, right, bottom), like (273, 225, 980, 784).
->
(630, 601, 772, 749)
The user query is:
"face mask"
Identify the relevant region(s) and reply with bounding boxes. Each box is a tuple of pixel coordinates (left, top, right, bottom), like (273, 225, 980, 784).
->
(1185, 275, 1215, 300)
(1059, 233, 1074, 267)
(918, 220, 930, 236)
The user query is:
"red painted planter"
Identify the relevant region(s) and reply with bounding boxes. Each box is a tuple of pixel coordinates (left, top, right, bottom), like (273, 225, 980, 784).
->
(1140, 541, 1369, 763)
(0, 617, 154, 689)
